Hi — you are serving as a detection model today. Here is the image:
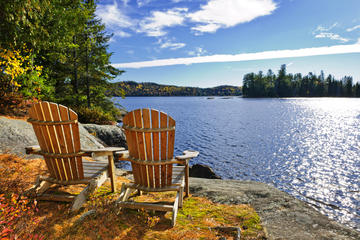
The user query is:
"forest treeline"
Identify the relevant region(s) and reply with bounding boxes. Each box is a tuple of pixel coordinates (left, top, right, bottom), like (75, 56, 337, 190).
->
(0, 1, 123, 123)
(109, 81, 242, 96)
(243, 64, 360, 98)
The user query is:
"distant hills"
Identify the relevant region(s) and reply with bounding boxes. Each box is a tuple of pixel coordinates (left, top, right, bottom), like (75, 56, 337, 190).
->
(109, 81, 242, 96)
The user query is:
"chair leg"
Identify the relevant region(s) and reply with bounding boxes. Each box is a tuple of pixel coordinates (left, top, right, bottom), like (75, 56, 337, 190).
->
(71, 180, 97, 211)
(185, 162, 190, 197)
(36, 180, 52, 195)
(179, 187, 184, 208)
(25, 176, 52, 197)
(122, 188, 132, 202)
(172, 191, 180, 227)
(108, 155, 117, 192)
(118, 183, 126, 200)
(117, 184, 135, 203)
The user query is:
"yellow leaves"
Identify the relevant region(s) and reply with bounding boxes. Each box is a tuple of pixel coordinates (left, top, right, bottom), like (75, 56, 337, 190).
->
(0, 46, 43, 94)
(0, 48, 25, 81)
(14, 82, 21, 87)
(35, 65, 43, 71)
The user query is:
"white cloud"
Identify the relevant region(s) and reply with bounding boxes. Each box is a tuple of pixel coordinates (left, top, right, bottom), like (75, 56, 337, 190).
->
(313, 22, 349, 43)
(121, 0, 130, 6)
(114, 30, 132, 38)
(160, 42, 186, 50)
(98, 0, 278, 38)
(314, 32, 349, 43)
(96, 2, 133, 29)
(314, 22, 338, 33)
(346, 25, 360, 32)
(188, 0, 277, 34)
(188, 47, 208, 56)
(287, 62, 293, 67)
(113, 43, 360, 68)
(192, 23, 220, 34)
(137, 0, 152, 7)
(158, 38, 186, 50)
(139, 8, 188, 37)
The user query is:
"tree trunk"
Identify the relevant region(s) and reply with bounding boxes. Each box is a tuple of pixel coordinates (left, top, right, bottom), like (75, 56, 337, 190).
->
(72, 36, 78, 95)
(86, 42, 90, 108)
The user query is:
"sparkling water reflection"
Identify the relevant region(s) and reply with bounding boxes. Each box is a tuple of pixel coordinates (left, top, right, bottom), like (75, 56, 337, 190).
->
(114, 97, 360, 230)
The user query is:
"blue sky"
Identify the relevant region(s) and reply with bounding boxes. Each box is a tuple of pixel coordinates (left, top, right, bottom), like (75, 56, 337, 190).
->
(96, 0, 360, 87)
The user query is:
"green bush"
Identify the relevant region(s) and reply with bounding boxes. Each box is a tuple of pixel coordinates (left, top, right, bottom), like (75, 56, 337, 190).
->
(72, 106, 117, 125)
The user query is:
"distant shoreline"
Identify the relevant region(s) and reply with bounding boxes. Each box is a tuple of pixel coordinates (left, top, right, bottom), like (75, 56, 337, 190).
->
(108, 81, 242, 97)
(114, 95, 243, 97)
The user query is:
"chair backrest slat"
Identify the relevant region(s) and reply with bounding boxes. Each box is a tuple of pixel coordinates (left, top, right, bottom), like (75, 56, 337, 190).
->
(160, 112, 168, 187)
(151, 109, 161, 188)
(58, 104, 79, 180)
(123, 112, 140, 184)
(167, 117, 175, 185)
(28, 102, 84, 181)
(142, 109, 154, 188)
(123, 108, 176, 188)
(134, 109, 147, 186)
(69, 109, 83, 179)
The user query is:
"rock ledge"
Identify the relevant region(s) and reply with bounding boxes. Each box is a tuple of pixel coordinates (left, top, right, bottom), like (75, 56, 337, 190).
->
(190, 178, 359, 240)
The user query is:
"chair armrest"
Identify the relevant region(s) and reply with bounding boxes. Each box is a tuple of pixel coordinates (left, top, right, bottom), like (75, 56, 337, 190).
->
(176, 150, 199, 198)
(25, 145, 41, 155)
(114, 150, 130, 161)
(175, 150, 199, 162)
(82, 147, 125, 158)
(25, 146, 125, 158)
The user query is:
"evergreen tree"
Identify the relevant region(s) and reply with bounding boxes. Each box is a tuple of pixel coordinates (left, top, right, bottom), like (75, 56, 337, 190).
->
(355, 83, 360, 97)
(344, 76, 353, 97)
(266, 69, 276, 97)
(71, 0, 123, 110)
(276, 64, 291, 97)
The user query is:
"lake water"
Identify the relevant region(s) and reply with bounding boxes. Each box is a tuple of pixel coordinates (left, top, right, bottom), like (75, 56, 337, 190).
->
(113, 96, 360, 231)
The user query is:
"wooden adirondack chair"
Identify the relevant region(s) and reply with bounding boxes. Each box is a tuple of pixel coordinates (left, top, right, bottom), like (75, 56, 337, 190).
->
(116, 108, 199, 226)
(25, 101, 124, 211)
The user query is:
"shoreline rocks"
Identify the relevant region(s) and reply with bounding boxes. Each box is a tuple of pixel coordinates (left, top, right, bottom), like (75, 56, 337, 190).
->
(82, 124, 127, 148)
(189, 164, 221, 179)
(189, 178, 360, 240)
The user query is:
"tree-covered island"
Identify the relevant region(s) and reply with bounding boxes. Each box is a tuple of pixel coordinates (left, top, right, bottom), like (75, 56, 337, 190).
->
(242, 64, 359, 98)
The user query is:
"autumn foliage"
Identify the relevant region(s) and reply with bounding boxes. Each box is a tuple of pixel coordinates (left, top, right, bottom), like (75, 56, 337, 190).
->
(0, 154, 46, 239)
(0, 46, 47, 116)
(0, 193, 43, 240)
